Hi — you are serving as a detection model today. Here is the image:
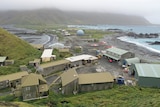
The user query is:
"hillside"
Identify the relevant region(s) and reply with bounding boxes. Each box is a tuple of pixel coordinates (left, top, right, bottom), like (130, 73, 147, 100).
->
(0, 9, 150, 25)
(0, 28, 41, 74)
(0, 85, 160, 107)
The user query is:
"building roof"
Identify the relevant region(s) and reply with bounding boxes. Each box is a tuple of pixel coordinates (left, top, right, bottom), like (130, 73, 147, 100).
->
(21, 73, 47, 87)
(39, 84, 49, 92)
(65, 54, 98, 62)
(106, 47, 128, 56)
(60, 69, 78, 86)
(134, 63, 160, 78)
(125, 57, 140, 65)
(40, 59, 70, 68)
(41, 49, 53, 58)
(78, 72, 114, 84)
(0, 56, 7, 62)
(0, 71, 29, 82)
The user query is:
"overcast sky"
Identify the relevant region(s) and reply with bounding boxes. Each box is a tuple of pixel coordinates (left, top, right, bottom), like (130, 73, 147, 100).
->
(0, 0, 160, 24)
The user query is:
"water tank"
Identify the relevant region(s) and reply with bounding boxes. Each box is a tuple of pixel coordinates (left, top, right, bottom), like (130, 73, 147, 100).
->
(76, 30, 84, 36)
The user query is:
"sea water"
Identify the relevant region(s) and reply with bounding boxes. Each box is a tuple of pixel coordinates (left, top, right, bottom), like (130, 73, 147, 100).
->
(68, 24, 160, 53)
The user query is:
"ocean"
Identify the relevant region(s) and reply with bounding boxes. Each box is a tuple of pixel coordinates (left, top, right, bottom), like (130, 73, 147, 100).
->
(68, 25, 160, 54)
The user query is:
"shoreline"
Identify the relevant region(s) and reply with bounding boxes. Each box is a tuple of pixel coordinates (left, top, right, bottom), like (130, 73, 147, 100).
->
(117, 36, 160, 54)
(104, 33, 160, 62)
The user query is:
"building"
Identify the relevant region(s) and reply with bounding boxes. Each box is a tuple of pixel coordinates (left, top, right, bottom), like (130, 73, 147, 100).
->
(38, 59, 70, 76)
(29, 59, 41, 67)
(0, 71, 28, 89)
(65, 54, 98, 67)
(130, 63, 160, 88)
(60, 69, 114, 95)
(60, 69, 78, 95)
(122, 57, 140, 67)
(0, 56, 7, 66)
(78, 72, 114, 92)
(103, 47, 134, 64)
(41, 49, 56, 62)
(21, 73, 49, 101)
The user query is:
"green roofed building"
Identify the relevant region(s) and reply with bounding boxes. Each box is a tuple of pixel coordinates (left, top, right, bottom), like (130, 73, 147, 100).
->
(122, 57, 140, 67)
(38, 59, 70, 76)
(21, 73, 49, 101)
(60, 68, 114, 95)
(103, 47, 134, 64)
(60, 69, 78, 95)
(130, 63, 160, 88)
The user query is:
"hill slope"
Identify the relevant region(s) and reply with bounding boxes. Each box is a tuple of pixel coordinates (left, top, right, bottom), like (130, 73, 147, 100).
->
(0, 9, 150, 25)
(0, 28, 40, 60)
(0, 28, 41, 74)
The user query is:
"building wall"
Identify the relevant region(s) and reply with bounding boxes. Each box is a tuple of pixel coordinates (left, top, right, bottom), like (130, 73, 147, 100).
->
(0, 80, 9, 89)
(42, 64, 69, 76)
(121, 52, 135, 59)
(62, 79, 78, 95)
(22, 85, 38, 101)
(138, 77, 160, 88)
(79, 82, 113, 92)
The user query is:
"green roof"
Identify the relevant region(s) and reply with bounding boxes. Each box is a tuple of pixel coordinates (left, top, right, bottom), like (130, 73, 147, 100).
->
(0, 71, 28, 82)
(135, 63, 160, 78)
(125, 57, 140, 65)
(21, 73, 47, 87)
(106, 47, 128, 56)
(78, 72, 114, 84)
(40, 59, 70, 68)
(0, 56, 7, 62)
(60, 69, 78, 86)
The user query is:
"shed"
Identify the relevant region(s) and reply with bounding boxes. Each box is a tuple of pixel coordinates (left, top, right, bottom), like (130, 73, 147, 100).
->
(38, 59, 70, 76)
(0, 71, 28, 89)
(78, 72, 114, 92)
(21, 73, 49, 101)
(60, 69, 78, 95)
(122, 57, 140, 67)
(130, 63, 160, 88)
(103, 47, 134, 63)
(41, 49, 55, 62)
(0, 56, 7, 66)
(65, 54, 98, 66)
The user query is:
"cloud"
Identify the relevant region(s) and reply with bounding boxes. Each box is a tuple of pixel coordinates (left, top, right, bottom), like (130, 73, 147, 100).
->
(0, 0, 160, 24)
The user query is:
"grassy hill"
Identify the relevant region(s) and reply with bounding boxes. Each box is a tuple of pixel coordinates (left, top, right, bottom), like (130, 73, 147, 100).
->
(0, 28, 41, 75)
(0, 9, 151, 25)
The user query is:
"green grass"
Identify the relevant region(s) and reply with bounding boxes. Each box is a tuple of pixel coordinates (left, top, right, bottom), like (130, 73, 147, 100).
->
(0, 28, 41, 75)
(1, 85, 159, 107)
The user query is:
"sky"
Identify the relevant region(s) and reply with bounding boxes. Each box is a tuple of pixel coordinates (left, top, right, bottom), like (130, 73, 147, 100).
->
(0, 0, 160, 24)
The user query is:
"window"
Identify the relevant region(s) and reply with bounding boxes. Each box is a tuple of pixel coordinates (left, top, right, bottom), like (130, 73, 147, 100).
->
(26, 87, 30, 91)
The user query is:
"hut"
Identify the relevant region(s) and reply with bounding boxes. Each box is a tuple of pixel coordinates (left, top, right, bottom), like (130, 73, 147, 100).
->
(21, 73, 49, 101)
(122, 57, 140, 67)
(29, 59, 41, 67)
(60, 69, 78, 95)
(4, 60, 14, 66)
(41, 49, 56, 62)
(78, 72, 114, 92)
(0, 71, 28, 89)
(103, 47, 134, 64)
(0, 56, 7, 66)
(38, 59, 70, 76)
(130, 63, 160, 88)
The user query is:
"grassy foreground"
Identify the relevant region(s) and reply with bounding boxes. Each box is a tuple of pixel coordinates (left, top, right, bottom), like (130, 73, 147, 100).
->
(0, 85, 159, 107)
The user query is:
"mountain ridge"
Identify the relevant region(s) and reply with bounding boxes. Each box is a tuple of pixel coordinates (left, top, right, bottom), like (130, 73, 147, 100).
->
(0, 8, 151, 25)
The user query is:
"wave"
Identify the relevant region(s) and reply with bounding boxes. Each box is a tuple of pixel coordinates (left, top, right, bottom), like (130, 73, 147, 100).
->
(117, 36, 160, 54)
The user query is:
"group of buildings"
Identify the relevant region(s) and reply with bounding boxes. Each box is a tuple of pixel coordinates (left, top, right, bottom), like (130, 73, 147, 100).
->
(0, 35, 160, 101)
(100, 47, 160, 88)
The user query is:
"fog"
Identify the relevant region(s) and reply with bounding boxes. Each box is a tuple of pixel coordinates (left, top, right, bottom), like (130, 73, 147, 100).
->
(0, 0, 160, 24)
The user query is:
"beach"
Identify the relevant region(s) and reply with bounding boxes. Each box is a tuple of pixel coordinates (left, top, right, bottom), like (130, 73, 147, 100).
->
(104, 33, 160, 63)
